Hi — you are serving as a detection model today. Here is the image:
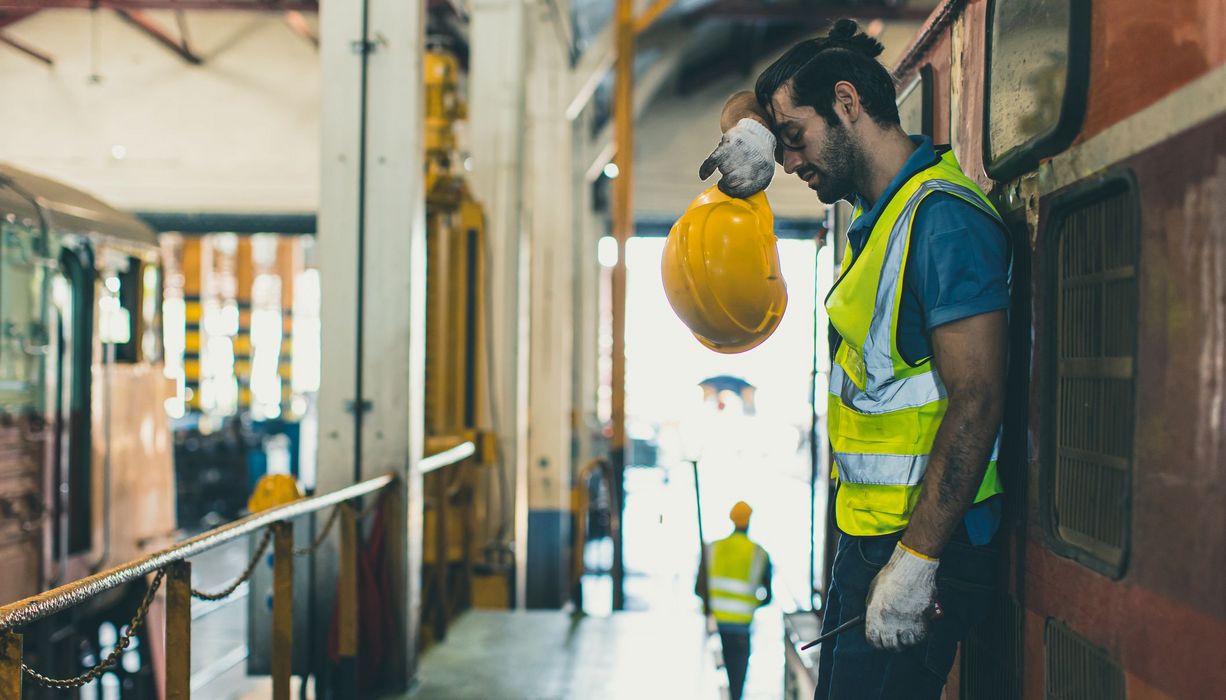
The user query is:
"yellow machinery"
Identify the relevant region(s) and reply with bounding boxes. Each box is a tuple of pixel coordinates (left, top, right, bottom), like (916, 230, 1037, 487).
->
(420, 47, 503, 646)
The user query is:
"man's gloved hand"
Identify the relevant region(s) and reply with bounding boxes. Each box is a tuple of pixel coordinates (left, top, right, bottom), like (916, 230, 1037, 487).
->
(864, 543, 939, 651)
(698, 117, 776, 198)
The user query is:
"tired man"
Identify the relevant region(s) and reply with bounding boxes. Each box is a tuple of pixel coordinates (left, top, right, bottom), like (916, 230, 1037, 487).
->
(701, 19, 1009, 699)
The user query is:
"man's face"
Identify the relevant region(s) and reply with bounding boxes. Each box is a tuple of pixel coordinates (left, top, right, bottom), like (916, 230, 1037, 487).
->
(770, 85, 860, 205)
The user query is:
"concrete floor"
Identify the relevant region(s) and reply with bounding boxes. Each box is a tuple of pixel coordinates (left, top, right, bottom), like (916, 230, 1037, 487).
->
(405, 609, 725, 700)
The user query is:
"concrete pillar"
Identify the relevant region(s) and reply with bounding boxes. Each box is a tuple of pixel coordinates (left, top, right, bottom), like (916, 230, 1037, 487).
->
(571, 106, 602, 478)
(317, 0, 426, 688)
(469, 0, 530, 608)
(521, 1, 576, 609)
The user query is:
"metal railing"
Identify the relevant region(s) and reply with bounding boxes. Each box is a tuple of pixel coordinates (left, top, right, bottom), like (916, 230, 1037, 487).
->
(0, 442, 474, 699)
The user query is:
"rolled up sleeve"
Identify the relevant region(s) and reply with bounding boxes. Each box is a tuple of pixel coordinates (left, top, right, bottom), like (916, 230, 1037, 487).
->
(909, 195, 1011, 331)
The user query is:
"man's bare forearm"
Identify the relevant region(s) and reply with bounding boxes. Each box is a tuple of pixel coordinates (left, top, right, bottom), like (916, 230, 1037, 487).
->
(721, 90, 771, 131)
(900, 392, 1002, 558)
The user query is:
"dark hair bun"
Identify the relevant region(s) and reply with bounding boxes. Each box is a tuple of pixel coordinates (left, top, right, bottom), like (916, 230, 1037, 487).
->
(825, 18, 885, 59)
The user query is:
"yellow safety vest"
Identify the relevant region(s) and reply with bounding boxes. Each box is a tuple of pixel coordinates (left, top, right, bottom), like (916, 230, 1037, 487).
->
(706, 533, 768, 626)
(826, 148, 1005, 536)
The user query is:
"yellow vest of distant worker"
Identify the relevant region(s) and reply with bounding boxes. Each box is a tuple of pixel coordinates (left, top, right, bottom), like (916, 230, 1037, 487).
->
(707, 533, 767, 626)
(826, 148, 1004, 536)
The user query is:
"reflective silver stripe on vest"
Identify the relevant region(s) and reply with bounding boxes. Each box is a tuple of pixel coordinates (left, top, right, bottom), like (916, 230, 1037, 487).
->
(859, 180, 1004, 393)
(834, 452, 929, 486)
(830, 362, 948, 414)
(710, 597, 757, 616)
(710, 576, 756, 596)
(835, 432, 1001, 486)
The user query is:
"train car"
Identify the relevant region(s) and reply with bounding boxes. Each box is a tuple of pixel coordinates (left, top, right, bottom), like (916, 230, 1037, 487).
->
(880, 0, 1226, 696)
(0, 164, 175, 693)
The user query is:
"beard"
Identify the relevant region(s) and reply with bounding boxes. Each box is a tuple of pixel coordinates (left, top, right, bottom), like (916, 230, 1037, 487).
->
(811, 122, 861, 205)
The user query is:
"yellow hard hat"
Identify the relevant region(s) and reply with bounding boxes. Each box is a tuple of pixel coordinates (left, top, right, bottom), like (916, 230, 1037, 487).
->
(248, 473, 304, 513)
(662, 185, 787, 354)
(730, 501, 753, 528)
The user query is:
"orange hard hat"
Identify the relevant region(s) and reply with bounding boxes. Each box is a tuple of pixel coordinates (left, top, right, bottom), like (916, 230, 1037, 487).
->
(661, 185, 787, 354)
(730, 501, 753, 528)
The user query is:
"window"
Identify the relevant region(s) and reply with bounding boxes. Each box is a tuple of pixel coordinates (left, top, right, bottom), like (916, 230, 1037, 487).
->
(983, 0, 1090, 180)
(896, 65, 933, 140)
(1042, 175, 1139, 577)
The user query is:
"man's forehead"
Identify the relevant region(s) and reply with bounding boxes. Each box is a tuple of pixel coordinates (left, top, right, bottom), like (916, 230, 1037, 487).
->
(769, 86, 813, 125)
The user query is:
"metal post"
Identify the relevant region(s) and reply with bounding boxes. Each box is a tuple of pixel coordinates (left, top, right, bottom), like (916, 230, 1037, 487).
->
(165, 561, 192, 700)
(0, 630, 20, 698)
(384, 481, 413, 690)
(434, 471, 448, 640)
(272, 521, 293, 700)
(690, 460, 705, 550)
(609, 0, 634, 615)
(337, 504, 359, 691)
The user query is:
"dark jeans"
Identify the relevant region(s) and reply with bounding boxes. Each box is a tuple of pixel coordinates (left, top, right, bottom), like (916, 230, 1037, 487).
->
(719, 628, 751, 700)
(814, 527, 996, 700)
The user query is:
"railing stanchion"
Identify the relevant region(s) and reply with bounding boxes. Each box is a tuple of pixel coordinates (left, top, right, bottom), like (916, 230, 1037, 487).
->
(1, 630, 20, 697)
(272, 521, 294, 700)
(433, 469, 448, 642)
(166, 561, 192, 700)
(338, 504, 359, 690)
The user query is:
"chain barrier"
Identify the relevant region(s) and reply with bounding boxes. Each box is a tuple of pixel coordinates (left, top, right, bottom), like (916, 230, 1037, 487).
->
(356, 492, 384, 520)
(294, 504, 344, 557)
(191, 527, 273, 601)
(22, 569, 166, 689)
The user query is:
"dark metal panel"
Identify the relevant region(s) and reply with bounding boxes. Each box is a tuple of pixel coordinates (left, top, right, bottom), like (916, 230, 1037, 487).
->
(137, 212, 316, 235)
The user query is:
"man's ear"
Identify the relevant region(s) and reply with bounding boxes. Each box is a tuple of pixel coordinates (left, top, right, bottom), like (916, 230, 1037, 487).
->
(832, 80, 861, 123)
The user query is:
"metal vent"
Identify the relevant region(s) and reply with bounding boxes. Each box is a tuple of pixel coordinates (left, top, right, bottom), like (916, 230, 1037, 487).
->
(961, 594, 1023, 700)
(1045, 620, 1125, 699)
(1049, 183, 1137, 573)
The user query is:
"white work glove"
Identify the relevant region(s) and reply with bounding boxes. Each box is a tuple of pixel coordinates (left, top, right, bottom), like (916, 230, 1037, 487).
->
(698, 118, 776, 198)
(864, 543, 939, 652)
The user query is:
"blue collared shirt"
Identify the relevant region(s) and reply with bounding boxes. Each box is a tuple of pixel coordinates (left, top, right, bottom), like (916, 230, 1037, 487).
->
(841, 136, 1008, 545)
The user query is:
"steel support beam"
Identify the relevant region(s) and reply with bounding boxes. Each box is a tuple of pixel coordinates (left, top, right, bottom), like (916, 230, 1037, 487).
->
(115, 9, 202, 64)
(284, 10, 317, 48)
(0, 9, 37, 28)
(696, 0, 931, 24)
(0, 32, 51, 65)
(0, 0, 317, 9)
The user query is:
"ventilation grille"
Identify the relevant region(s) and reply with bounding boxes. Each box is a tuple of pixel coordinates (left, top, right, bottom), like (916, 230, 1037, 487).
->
(1052, 185, 1137, 570)
(1045, 620, 1125, 699)
(961, 594, 1023, 700)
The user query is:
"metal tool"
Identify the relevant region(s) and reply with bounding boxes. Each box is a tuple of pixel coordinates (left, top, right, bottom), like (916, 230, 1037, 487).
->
(800, 614, 864, 650)
(800, 601, 944, 651)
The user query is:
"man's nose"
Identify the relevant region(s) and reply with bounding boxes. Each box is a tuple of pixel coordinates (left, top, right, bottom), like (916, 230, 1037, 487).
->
(782, 149, 803, 174)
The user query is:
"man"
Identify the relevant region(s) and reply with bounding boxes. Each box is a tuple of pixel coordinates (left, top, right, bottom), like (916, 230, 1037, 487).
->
(699, 19, 1009, 699)
(695, 501, 772, 700)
